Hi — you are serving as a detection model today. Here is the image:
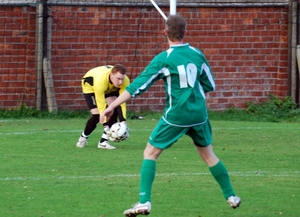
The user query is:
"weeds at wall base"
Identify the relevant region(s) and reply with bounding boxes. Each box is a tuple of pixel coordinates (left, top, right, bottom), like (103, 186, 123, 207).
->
(1, 95, 300, 123)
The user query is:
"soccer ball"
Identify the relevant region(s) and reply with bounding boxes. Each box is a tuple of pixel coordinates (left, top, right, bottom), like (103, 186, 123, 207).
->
(108, 122, 129, 142)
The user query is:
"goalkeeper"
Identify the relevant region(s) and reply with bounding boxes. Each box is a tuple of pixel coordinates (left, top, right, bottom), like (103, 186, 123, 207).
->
(100, 14, 241, 216)
(76, 64, 130, 150)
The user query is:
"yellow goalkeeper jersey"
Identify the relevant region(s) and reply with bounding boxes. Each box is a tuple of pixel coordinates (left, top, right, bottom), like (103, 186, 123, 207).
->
(82, 65, 130, 117)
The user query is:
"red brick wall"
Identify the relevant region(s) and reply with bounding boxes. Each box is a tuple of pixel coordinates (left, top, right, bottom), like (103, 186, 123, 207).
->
(0, 5, 289, 111)
(0, 6, 36, 108)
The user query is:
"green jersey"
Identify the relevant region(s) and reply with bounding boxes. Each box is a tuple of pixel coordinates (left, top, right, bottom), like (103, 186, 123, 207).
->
(126, 43, 215, 126)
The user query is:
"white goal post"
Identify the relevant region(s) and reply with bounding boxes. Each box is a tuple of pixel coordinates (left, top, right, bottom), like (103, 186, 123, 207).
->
(150, 0, 176, 21)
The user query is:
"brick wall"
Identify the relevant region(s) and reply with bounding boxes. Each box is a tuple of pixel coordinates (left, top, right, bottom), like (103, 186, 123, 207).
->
(0, 6, 36, 108)
(0, 4, 289, 111)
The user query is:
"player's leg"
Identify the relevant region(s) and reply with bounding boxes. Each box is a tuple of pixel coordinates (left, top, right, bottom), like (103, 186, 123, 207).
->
(123, 143, 162, 216)
(97, 112, 117, 149)
(188, 120, 241, 209)
(98, 94, 118, 149)
(99, 98, 117, 144)
(140, 119, 185, 203)
(76, 93, 99, 148)
(196, 145, 235, 197)
(197, 145, 241, 208)
(123, 144, 163, 216)
(124, 119, 187, 216)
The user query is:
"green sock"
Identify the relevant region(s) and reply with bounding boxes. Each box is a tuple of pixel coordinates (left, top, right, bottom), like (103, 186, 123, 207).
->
(209, 161, 235, 199)
(139, 159, 156, 203)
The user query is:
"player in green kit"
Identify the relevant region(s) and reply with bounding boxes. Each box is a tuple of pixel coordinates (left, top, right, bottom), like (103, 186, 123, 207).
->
(100, 14, 241, 216)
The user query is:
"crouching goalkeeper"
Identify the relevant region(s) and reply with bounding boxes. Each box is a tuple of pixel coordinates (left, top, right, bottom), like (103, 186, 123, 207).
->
(76, 64, 130, 150)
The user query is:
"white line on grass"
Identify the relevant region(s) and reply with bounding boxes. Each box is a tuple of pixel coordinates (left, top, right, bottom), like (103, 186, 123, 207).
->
(0, 171, 299, 181)
(0, 130, 82, 135)
(1, 126, 300, 136)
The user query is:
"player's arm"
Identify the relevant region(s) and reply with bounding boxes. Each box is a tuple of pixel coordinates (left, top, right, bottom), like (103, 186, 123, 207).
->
(100, 59, 161, 123)
(199, 62, 215, 93)
(93, 82, 108, 123)
(100, 90, 131, 124)
(116, 76, 130, 122)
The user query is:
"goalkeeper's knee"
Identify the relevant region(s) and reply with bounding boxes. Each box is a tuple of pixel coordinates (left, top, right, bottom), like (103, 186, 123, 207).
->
(87, 114, 99, 129)
(83, 114, 99, 136)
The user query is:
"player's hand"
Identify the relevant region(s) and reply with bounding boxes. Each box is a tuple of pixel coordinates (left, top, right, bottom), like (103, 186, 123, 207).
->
(100, 107, 114, 124)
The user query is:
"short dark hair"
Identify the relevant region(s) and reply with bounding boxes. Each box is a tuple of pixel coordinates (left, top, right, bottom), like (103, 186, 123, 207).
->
(166, 14, 186, 42)
(112, 64, 126, 75)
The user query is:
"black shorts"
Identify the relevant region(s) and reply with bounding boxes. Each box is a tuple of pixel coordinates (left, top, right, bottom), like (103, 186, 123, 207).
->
(83, 91, 119, 110)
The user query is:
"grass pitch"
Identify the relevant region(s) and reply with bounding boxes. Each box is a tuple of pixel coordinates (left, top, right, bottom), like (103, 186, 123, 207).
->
(0, 117, 299, 217)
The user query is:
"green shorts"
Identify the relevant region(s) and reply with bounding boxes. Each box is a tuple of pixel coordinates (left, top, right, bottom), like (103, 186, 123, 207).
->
(148, 118, 212, 149)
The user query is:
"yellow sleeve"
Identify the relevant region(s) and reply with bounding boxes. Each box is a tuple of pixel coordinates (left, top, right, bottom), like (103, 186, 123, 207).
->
(92, 67, 112, 113)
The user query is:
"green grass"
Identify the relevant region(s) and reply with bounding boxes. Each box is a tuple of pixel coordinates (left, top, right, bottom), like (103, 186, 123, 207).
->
(1, 118, 300, 217)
